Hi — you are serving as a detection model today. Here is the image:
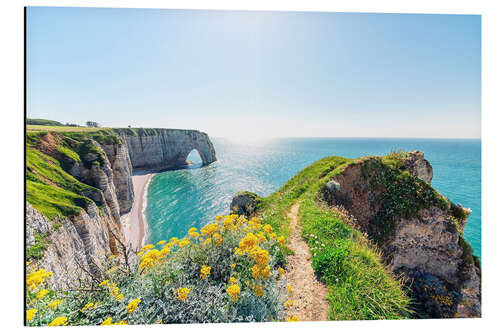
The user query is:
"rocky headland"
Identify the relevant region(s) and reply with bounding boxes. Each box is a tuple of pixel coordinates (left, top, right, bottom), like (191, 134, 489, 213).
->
(231, 151, 481, 319)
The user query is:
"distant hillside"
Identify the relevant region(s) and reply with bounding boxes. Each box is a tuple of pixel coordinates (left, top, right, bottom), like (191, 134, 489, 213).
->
(27, 119, 64, 126)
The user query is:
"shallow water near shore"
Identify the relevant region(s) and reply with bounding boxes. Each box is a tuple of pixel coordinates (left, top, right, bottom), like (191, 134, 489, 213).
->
(145, 137, 481, 258)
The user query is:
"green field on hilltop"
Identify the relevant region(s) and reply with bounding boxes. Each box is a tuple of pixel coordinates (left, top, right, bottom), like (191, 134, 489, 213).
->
(27, 124, 107, 132)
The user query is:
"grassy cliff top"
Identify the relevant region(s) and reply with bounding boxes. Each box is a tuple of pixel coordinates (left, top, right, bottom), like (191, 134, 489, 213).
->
(26, 130, 114, 220)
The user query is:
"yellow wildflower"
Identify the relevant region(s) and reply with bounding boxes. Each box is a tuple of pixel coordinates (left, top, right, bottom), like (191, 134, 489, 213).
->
(204, 238, 212, 245)
(250, 247, 270, 267)
(222, 215, 236, 230)
(178, 238, 190, 248)
(48, 316, 68, 326)
(98, 279, 109, 287)
(101, 317, 128, 325)
(251, 264, 271, 280)
(26, 261, 30, 267)
(253, 285, 264, 297)
(115, 293, 124, 301)
(238, 233, 258, 251)
(175, 288, 190, 302)
(169, 237, 179, 246)
(200, 265, 211, 279)
(279, 267, 285, 276)
(101, 317, 113, 325)
(263, 224, 273, 233)
(285, 299, 293, 308)
(142, 244, 155, 251)
(159, 246, 171, 258)
(216, 215, 223, 221)
(126, 299, 141, 313)
(26, 269, 53, 290)
(226, 284, 241, 300)
(234, 246, 244, 255)
(257, 232, 266, 243)
(26, 309, 37, 322)
(286, 315, 299, 322)
(157, 240, 166, 245)
(108, 282, 119, 296)
(269, 232, 277, 240)
(108, 254, 117, 259)
(37, 289, 49, 299)
(230, 263, 236, 269)
(213, 233, 223, 245)
(277, 236, 285, 245)
(229, 277, 238, 284)
(201, 223, 218, 236)
(137, 251, 144, 256)
(81, 302, 96, 312)
(47, 299, 62, 310)
(140, 249, 161, 270)
(287, 284, 293, 294)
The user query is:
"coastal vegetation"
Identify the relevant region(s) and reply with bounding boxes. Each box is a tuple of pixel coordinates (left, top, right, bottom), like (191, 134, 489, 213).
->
(255, 156, 413, 320)
(26, 214, 294, 325)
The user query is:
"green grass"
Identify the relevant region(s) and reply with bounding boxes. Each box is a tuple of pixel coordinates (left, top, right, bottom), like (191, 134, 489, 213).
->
(255, 155, 412, 320)
(26, 133, 103, 220)
(26, 176, 92, 220)
(57, 146, 81, 162)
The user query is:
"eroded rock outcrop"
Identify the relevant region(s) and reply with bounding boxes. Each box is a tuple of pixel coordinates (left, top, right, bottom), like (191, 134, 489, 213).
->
(230, 191, 261, 217)
(321, 152, 481, 318)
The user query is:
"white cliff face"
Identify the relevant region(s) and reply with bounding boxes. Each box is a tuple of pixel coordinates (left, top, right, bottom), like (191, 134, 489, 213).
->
(121, 129, 217, 170)
(101, 141, 134, 214)
(26, 203, 113, 289)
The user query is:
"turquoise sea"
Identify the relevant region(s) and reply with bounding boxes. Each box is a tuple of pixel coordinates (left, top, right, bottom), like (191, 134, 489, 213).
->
(145, 138, 481, 258)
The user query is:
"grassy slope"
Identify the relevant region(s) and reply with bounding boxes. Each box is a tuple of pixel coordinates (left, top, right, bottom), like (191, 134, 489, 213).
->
(25, 129, 120, 220)
(256, 156, 413, 320)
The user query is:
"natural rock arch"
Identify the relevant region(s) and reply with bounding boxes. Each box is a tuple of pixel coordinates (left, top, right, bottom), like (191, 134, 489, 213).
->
(185, 148, 203, 165)
(120, 129, 217, 170)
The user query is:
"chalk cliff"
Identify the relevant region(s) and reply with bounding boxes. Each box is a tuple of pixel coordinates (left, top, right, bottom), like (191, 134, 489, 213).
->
(116, 129, 217, 171)
(26, 128, 217, 289)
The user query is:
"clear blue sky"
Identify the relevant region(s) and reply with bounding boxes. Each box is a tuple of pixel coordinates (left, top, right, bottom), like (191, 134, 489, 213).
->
(26, 7, 481, 139)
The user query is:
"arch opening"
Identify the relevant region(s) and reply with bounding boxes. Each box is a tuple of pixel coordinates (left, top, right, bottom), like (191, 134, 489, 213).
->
(186, 149, 203, 168)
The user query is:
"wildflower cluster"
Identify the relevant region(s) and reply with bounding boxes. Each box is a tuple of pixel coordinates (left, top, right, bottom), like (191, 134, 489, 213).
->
(26, 214, 299, 325)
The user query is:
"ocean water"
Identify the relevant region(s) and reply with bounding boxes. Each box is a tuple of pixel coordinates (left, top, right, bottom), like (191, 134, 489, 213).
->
(146, 138, 481, 258)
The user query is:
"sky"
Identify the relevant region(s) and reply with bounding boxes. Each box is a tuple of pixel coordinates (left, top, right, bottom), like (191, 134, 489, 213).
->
(26, 7, 481, 139)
